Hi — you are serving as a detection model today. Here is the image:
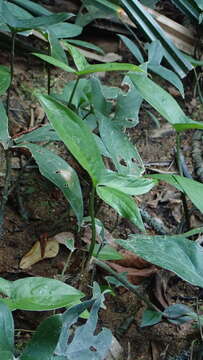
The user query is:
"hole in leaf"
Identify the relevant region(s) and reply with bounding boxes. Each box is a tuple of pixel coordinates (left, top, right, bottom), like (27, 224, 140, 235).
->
(89, 346, 97, 352)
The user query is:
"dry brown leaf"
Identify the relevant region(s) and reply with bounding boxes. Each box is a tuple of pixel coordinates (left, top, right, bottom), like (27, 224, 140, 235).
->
(19, 239, 59, 269)
(107, 262, 157, 285)
(53, 232, 75, 245)
(114, 249, 151, 269)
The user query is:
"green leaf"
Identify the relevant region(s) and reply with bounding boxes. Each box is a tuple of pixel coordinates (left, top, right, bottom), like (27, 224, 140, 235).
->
(150, 174, 203, 214)
(0, 301, 14, 353)
(20, 314, 62, 360)
(0, 277, 84, 311)
(2, 2, 70, 31)
(130, 73, 203, 131)
(63, 43, 88, 71)
(8, 0, 52, 16)
(14, 124, 60, 143)
(76, 62, 144, 76)
(141, 308, 162, 327)
(0, 351, 14, 360)
(36, 93, 105, 185)
(0, 101, 10, 148)
(17, 143, 83, 225)
(118, 34, 144, 63)
(33, 53, 75, 72)
(116, 234, 203, 288)
(0, 65, 11, 95)
(163, 304, 196, 325)
(48, 29, 68, 64)
(97, 186, 145, 231)
(99, 171, 156, 195)
(92, 244, 123, 260)
(58, 298, 112, 360)
(67, 39, 104, 55)
(149, 64, 184, 98)
(47, 22, 82, 39)
(171, 0, 202, 22)
(113, 75, 143, 128)
(98, 114, 144, 176)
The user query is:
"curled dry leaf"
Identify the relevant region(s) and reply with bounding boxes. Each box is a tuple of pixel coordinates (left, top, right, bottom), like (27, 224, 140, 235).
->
(53, 232, 75, 245)
(19, 239, 59, 269)
(107, 262, 157, 285)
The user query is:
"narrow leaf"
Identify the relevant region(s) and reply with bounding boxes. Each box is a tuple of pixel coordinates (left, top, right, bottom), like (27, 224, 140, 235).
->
(76, 62, 143, 76)
(47, 22, 82, 39)
(9, 0, 52, 16)
(17, 143, 83, 225)
(14, 124, 60, 143)
(64, 43, 88, 71)
(36, 93, 105, 185)
(141, 308, 162, 327)
(33, 53, 75, 72)
(48, 29, 68, 64)
(130, 73, 203, 130)
(97, 186, 145, 231)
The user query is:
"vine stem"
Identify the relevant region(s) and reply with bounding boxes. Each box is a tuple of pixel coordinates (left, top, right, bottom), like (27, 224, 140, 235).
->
(87, 186, 96, 262)
(0, 31, 16, 236)
(68, 77, 80, 108)
(176, 132, 190, 229)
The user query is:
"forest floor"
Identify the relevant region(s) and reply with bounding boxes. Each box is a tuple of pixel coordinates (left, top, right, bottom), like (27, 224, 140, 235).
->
(1, 1, 203, 359)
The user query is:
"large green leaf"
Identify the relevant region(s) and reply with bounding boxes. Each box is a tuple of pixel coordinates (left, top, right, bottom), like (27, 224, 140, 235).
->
(96, 186, 145, 231)
(150, 174, 203, 214)
(98, 113, 144, 176)
(17, 143, 83, 225)
(36, 93, 105, 185)
(20, 314, 62, 360)
(119, 0, 193, 78)
(0, 351, 14, 360)
(0, 101, 10, 148)
(0, 301, 14, 354)
(117, 233, 203, 288)
(99, 171, 156, 195)
(0, 65, 10, 95)
(130, 73, 203, 131)
(0, 277, 84, 311)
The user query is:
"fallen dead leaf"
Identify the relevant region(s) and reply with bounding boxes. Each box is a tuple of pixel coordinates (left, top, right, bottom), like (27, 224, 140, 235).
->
(19, 239, 59, 269)
(107, 262, 157, 285)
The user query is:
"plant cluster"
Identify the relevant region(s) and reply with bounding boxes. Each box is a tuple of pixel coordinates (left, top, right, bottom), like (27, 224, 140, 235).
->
(0, 0, 203, 358)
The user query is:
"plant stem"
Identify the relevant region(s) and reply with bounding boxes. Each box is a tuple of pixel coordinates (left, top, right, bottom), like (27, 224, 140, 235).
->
(94, 258, 158, 311)
(61, 251, 73, 278)
(46, 45, 51, 95)
(0, 31, 16, 237)
(176, 132, 190, 229)
(88, 186, 96, 262)
(68, 77, 80, 108)
(6, 31, 16, 116)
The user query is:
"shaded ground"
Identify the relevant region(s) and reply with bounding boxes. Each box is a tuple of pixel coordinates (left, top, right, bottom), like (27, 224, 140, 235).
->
(1, 12, 203, 360)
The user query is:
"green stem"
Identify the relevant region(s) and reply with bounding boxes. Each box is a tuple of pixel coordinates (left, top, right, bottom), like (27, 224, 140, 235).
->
(88, 186, 96, 261)
(46, 45, 51, 95)
(94, 258, 158, 311)
(68, 77, 80, 108)
(6, 31, 16, 116)
(176, 132, 190, 229)
(0, 31, 16, 237)
(61, 251, 73, 278)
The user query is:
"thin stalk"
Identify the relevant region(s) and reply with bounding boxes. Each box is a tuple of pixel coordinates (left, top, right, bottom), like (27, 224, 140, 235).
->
(46, 45, 51, 95)
(0, 31, 16, 236)
(176, 132, 190, 229)
(6, 31, 16, 116)
(61, 251, 73, 278)
(87, 186, 96, 262)
(68, 77, 80, 107)
(94, 258, 158, 311)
